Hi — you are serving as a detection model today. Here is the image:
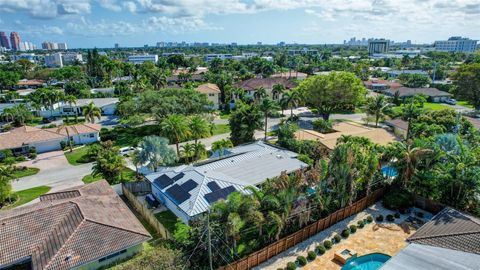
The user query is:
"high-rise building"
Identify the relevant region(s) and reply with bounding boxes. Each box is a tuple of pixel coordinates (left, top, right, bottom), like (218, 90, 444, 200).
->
(57, 43, 67, 50)
(10, 32, 21, 51)
(45, 53, 63, 68)
(62, 52, 83, 64)
(18, 42, 36, 51)
(115, 43, 119, 49)
(368, 39, 390, 55)
(434, 36, 478, 53)
(0, 32, 10, 49)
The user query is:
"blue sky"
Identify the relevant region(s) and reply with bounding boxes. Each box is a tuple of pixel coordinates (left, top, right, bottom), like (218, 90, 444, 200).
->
(0, 0, 479, 48)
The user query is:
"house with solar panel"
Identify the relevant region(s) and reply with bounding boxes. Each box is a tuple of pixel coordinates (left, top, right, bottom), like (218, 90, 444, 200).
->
(145, 141, 308, 223)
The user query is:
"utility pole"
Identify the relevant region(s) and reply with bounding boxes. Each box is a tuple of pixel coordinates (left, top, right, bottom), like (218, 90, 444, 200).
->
(207, 210, 213, 270)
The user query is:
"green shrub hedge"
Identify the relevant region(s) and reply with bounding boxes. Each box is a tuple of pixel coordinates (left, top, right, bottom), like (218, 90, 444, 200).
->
(366, 215, 373, 223)
(297, 256, 307, 266)
(382, 189, 413, 211)
(316, 245, 326, 254)
(376, 215, 384, 222)
(324, 240, 332, 249)
(308, 251, 317, 260)
(357, 220, 365, 228)
(394, 212, 400, 218)
(341, 229, 350, 238)
(286, 262, 297, 270)
(349, 225, 357, 233)
(334, 234, 342, 243)
(386, 214, 395, 221)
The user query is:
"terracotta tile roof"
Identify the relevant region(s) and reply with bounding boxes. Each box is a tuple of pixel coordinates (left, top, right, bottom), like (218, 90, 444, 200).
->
(234, 77, 297, 91)
(0, 124, 101, 150)
(294, 122, 397, 150)
(17, 79, 45, 86)
(384, 87, 452, 98)
(271, 72, 308, 80)
(196, 83, 221, 94)
(408, 208, 480, 255)
(0, 180, 151, 270)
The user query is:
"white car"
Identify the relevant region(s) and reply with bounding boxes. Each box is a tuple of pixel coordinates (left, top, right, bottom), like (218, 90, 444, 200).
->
(445, 98, 457, 105)
(119, 147, 139, 156)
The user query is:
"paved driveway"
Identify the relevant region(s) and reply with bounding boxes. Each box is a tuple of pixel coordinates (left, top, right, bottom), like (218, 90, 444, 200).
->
(13, 151, 92, 192)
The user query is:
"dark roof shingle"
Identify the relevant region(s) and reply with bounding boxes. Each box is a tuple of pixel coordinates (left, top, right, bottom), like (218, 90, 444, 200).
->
(408, 208, 480, 255)
(234, 77, 297, 91)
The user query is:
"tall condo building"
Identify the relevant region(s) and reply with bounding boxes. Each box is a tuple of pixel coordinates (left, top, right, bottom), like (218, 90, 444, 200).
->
(10, 32, 21, 51)
(368, 39, 390, 55)
(434, 36, 478, 53)
(0, 32, 10, 49)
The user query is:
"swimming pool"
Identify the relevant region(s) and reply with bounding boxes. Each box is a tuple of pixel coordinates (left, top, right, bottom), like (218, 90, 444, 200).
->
(341, 253, 391, 270)
(381, 165, 398, 178)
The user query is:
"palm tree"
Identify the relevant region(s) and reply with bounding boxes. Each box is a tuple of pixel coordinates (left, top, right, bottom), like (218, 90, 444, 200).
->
(160, 114, 191, 156)
(131, 150, 142, 177)
(391, 141, 433, 188)
(281, 90, 301, 118)
(401, 101, 423, 140)
(258, 98, 280, 140)
(192, 142, 207, 161)
(189, 115, 211, 145)
(272, 83, 285, 100)
(365, 95, 390, 127)
(211, 139, 233, 157)
(0, 165, 15, 205)
(137, 136, 177, 172)
(63, 94, 77, 123)
(83, 102, 102, 123)
(253, 87, 267, 102)
(57, 125, 73, 152)
(181, 143, 195, 163)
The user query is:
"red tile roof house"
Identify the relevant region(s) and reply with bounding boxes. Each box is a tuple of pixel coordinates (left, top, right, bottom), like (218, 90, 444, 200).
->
(233, 77, 297, 101)
(0, 180, 151, 270)
(363, 78, 402, 91)
(0, 124, 101, 154)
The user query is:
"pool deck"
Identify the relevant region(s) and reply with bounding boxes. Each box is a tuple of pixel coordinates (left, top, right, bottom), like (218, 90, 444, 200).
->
(254, 203, 428, 270)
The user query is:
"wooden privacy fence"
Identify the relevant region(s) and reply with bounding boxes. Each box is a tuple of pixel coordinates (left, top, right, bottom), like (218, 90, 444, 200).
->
(122, 183, 172, 239)
(414, 195, 445, 214)
(218, 188, 385, 270)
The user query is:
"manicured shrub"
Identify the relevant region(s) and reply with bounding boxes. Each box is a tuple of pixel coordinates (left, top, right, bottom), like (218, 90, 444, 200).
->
(342, 229, 350, 238)
(357, 220, 365, 228)
(394, 213, 401, 219)
(416, 212, 424, 218)
(399, 209, 406, 214)
(386, 214, 395, 222)
(297, 256, 307, 266)
(334, 233, 342, 243)
(308, 251, 317, 261)
(366, 215, 373, 223)
(350, 225, 357, 233)
(376, 215, 384, 222)
(15, 156, 26, 162)
(323, 240, 332, 249)
(382, 189, 413, 211)
(28, 152, 37, 159)
(286, 262, 297, 270)
(316, 245, 326, 254)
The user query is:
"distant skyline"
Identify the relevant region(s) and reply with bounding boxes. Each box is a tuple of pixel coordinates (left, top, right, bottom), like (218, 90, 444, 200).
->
(0, 0, 479, 48)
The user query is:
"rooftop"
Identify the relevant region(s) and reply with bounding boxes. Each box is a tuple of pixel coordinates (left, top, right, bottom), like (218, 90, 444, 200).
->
(383, 87, 451, 98)
(0, 180, 151, 270)
(74, 98, 119, 108)
(196, 83, 221, 94)
(295, 122, 397, 150)
(145, 141, 307, 218)
(234, 77, 297, 91)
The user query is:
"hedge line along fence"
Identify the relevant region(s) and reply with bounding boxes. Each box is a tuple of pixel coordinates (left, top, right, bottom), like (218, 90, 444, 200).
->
(218, 188, 386, 270)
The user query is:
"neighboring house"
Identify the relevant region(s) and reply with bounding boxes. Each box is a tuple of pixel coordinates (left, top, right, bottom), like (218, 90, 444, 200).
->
(196, 83, 221, 109)
(90, 87, 115, 95)
(0, 123, 101, 154)
(167, 67, 208, 85)
(381, 208, 480, 270)
(234, 77, 297, 100)
(39, 98, 119, 118)
(271, 71, 308, 80)
(295, 121, 397, 150)
(386, 70, 429, 78)
(145, 141, 308, 224)
(383, 87, 452, 102)
(385, 119, 408, 139)
(15, 79, 45, 89)
(363, 78, 402, 91)
(0, 180, 151, 270)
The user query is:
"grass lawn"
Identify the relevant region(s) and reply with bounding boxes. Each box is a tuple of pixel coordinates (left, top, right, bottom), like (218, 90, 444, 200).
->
(423, 102, 451, 110)
(11, 167, 40, 179)
(457, 101, 474, 109)
(26, 117, 43, 126)
(154, 210, 179, 234)
(82, 167, 137, 184)
(211, 124, 230, 136)
(219, 111, 231, 119)
(64, 146, 93, 166)
(3, 186, 51, 210)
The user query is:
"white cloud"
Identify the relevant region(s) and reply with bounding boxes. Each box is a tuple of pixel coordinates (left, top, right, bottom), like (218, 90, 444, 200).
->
(123, 1, 137, 13)
(97, 0, 122, 12)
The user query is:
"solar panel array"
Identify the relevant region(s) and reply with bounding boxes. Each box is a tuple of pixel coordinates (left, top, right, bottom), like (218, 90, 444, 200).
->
(154, 175, 173, 189)
(207, 181, 221, 192)
(204, 186, 236, 204)
(181, 179, 198, 192)
(165, 184, 190, 204)
(172, 172, 185, 182)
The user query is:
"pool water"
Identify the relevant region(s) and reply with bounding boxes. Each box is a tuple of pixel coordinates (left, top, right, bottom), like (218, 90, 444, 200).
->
(341, 253, 391, 270)
(381, 165, 398, 178)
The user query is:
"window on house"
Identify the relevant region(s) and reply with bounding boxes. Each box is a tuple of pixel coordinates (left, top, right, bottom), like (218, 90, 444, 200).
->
(89, 133, 95, 138)
(208, 93, 215, 97)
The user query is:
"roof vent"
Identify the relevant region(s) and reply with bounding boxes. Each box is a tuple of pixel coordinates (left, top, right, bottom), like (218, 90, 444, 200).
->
(276, 155, 283, 159)
(231, 160, 235, 162)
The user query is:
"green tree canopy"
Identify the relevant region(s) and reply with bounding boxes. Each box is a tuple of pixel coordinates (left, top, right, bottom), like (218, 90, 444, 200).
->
(452, 63, 480, 110)
(229, 102, 263, 145)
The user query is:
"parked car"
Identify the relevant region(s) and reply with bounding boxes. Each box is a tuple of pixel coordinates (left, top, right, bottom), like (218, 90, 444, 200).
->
(118, 146, 139, 156)
(145, 194, 160, 208)
(445, 98, 457, 105)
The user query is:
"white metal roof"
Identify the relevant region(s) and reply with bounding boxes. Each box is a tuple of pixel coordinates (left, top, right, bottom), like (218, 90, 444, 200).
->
(145, 141, 308, 218)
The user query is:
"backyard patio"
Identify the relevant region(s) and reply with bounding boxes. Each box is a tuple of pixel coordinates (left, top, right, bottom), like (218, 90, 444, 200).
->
(254, 203, 432, 270)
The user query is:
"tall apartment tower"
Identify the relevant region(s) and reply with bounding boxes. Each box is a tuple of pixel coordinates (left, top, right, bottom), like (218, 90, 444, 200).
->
(368, 39, 389, 55)
(0, 32, 10, 49)
(10, 32, 21, 51)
